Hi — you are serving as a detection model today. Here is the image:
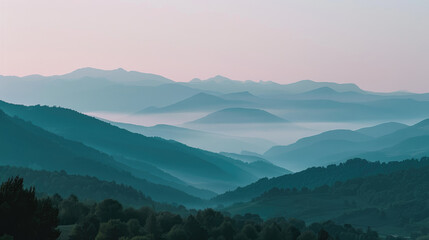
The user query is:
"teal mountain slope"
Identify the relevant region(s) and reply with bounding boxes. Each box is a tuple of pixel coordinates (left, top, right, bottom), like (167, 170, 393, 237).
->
(0, 110, 203, 205)
(223, 158, 429, 236)
(263, 119, 429, 171)
(0, 100, 260, 193)
(109, 122, 275, 154)
(0, 166, 155, 207)
(356, 122, 409, 138)
(214, 158, 429, 206)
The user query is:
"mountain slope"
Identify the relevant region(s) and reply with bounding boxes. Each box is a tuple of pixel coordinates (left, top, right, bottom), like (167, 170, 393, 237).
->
(110, 122, 275, 154)
(0, 166, 155, 207)
(213, 158, 429, 205)
(356, 122, 408, 138)
(263, 119, 429, 171)
(0, 100, 259, 193)
(263, 130, 373, 170)
(0, 110, 203, 204)
(190, 108, 287, 124)
(224, 158, 429, 236)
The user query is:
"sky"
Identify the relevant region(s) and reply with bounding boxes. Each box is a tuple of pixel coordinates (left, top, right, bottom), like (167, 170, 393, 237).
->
(0, 0, 428, 92)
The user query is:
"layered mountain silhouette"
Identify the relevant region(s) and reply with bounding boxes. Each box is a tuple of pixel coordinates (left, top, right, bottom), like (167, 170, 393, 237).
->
(263, 119, 429, 171)
(189, 108, 288, 124)
(59, 67, 174, 86)
(138, 92, 252, 113)
(0, 109, 204, 204)
(186, 76, 365, 95)
(0, 100, 289, 194)
(109, 122, 275, 154)
(3, 68, 429, 122)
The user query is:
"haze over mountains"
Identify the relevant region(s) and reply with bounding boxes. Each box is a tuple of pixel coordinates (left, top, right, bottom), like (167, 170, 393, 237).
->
(3, 67, 429, 237)
(264, 119, 429, 171)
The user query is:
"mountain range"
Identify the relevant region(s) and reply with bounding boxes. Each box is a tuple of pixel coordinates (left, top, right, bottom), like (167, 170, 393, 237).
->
(3, 68, 429, 123)
(264, 119, 429, 171)
(0, 100, 292, 197)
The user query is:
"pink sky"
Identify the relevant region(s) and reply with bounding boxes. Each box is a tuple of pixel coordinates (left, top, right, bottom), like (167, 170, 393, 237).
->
(0, 0, 428, 92)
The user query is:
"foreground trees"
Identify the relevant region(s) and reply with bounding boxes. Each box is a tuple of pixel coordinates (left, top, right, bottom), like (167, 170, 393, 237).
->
(0, 177, 59, 240)
(0, 177, 394, 240)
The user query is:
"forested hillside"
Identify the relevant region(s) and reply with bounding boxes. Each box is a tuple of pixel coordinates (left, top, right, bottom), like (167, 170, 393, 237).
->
(225, 163, 429, 236)
(214, 158, 429, 204)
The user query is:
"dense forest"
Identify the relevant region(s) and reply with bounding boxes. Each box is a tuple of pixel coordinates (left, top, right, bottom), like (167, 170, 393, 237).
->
(226, 164, 429, 237)
(214, 158, 429, 204)
(0, 176, 398, 240)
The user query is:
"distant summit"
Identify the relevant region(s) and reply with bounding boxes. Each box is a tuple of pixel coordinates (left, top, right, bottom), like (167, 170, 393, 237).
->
(286, 79, 365, 93)
(60, 67, 173, 86)
(190, 108, 288, 124)
(139, 92, 251, 113)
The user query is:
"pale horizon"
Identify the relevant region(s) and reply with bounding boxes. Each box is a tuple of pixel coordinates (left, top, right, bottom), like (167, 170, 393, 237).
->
(1, 0, 428, 93)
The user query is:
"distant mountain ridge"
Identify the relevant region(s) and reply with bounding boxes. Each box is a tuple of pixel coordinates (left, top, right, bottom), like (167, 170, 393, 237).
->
(189, 108, 288, 124)
(109, 121, 275, 154)
(263, 119, 429, 171)
(58, 67, 174, 86)
(138, 92, 252, 113)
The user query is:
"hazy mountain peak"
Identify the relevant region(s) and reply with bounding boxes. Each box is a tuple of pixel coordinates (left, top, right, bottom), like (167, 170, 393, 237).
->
(286, 79, 365, 93)
(206, 75, 235, 83)
(303, 87, 338, 95)
(59, 67, 173, 86)
(190, 107, 287, 124)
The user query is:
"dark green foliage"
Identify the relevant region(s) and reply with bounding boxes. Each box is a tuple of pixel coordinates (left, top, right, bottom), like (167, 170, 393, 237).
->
(0, 175, 383, 240)
(166, 225, 188, 240)
(96, 199, 124, 222)
(226, 163, 429, 237)
(0, 166, 156, 207)
(96, 219, 128, 240)
(214, 158, 429, 204)
(69, 216, 100, 240)
(59, 196, 380, 240)
(0, 177, 59, 240)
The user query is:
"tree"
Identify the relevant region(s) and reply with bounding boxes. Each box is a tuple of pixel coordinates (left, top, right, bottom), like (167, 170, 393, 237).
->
(96, 199, 123, 222)
(297, 231, 317, 240)
(127, 218, 143, 237)
(144, 213, 160, 237)
(241, 224, 258, 240)
(0, 177, 59, 240)
(69, 215, 100, 240)
(95, 219, 128, 240)
(184, 215, 208, 240)
(318, 229, 330, 240)
(285, 226, 301, 240)
(259, 223, 283, 240)
(167, 225, 188, 240)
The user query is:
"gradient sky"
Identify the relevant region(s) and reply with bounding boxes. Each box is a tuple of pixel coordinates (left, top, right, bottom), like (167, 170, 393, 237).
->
(0, 0, 428, 92)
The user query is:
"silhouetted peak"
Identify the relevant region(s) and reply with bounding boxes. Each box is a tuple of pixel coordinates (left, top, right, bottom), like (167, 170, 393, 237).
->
(205, 75, 234, 83)
(304, 87, 338, 95)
